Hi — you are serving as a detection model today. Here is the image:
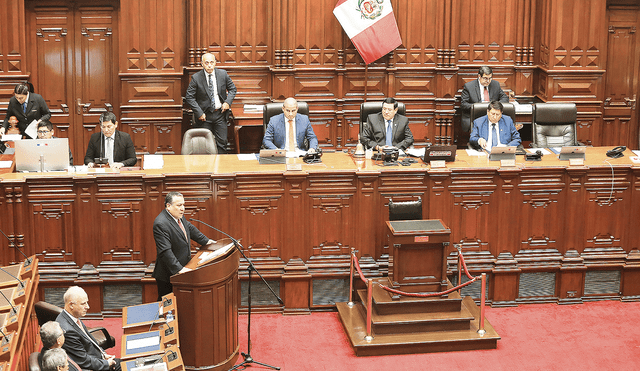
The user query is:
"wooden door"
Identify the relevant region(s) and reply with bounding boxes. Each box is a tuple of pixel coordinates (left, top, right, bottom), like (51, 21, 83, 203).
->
(26, 1, 119, 164)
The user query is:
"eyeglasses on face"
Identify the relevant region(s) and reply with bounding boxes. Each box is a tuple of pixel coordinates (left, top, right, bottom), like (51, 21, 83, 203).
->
(37, 130, 51, 135)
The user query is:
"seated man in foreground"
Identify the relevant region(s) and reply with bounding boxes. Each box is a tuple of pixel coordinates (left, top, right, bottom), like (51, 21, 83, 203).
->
(262, 97, 318, 153)
(469, 100, 521, 151)
(360, 97, 414, 152)
(84, 112, 136, 169)
(56, 286, 121, 371)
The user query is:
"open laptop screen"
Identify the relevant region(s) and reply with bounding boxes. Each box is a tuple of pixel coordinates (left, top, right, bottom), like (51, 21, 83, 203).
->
(15, 138, 69, 172)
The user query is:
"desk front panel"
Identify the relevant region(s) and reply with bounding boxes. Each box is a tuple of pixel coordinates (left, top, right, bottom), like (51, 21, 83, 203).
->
(1, 149, 639, 310)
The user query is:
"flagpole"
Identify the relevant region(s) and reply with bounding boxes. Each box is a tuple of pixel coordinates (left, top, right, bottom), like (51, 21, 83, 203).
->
(364, 63, 368, 102)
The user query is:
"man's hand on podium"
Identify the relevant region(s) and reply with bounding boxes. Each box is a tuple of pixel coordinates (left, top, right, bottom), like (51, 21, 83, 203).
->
(207, 239, 217, 245)
(178, 267, 192, 274)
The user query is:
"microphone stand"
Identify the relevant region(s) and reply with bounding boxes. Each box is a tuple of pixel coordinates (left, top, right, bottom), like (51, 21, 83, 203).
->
(189, 218, 281, 371)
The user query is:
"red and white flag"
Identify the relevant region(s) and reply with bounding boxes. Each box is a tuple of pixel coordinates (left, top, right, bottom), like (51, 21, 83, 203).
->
(333, 0, 402, 65)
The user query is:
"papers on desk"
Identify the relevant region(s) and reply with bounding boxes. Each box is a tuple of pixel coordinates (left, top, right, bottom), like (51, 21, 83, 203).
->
(198, 242, 235, 265)
(1, 134, 22, 141)
(287, 150, 306, 158)
(243, 104, 263, 113)
(0, 161, 12, 168)
(127, 335, 160, 350)
(513, 101, 533, 113)
(526, 148, 552, 155)
(405, 147, 425, 157)
(632, 150, 640, 157)
(237, 153, 258, 161)
(144, 154, 164, 169)
(466, 148, 487, 157)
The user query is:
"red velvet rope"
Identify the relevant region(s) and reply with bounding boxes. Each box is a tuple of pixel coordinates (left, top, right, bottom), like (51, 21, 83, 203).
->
(351, 250, 481, 298)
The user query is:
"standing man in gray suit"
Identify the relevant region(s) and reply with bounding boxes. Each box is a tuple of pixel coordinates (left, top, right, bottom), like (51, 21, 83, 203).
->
(361, 97, 414, 152)
(460, 66, 509, 132)
(185, 53, 237, 153)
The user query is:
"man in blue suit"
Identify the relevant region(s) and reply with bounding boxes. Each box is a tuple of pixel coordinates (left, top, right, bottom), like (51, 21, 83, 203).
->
(469, 100, 521, 150)
(263, 97, 318, 152)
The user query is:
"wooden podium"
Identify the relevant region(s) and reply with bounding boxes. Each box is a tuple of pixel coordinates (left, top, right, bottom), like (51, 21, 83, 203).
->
(386, 219, 451, 294)
(170, 239, 240, 371)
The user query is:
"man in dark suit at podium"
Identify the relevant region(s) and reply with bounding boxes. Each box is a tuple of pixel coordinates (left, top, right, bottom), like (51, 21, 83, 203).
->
(153, 191, 215, 300)
(56, 286, 121, 371)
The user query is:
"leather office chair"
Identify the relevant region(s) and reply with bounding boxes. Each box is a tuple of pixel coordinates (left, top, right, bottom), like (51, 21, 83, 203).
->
(181, 128, 217, 155)
(34, 301, 116, 350)
(359, 101, 406, 139)
(29, 352, 41, 371)
(469, 102, 516, 125)
(531, 103, 579, 148)
(262, 101, 309, 148)
(388, 199, 422, 221)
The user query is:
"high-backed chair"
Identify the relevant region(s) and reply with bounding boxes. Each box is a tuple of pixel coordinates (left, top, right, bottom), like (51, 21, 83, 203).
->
(359, 101, 406, 138)
(262, 101, 309, 148)
(34, 301, 116, 350)
(388, 199, 422, 221)
(181, 128, 217, 155)
(469, 102, 516, 126)
(531, 103, 579, 148)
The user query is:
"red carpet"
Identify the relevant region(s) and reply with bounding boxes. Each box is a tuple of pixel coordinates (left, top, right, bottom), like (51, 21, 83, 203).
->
(87, 300, 640, 370)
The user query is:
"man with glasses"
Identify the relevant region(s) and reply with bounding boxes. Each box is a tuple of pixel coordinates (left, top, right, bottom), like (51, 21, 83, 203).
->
(84, 112, 136, 169)
(1, 83, 51, 139)
(361, 97, 414, 152)
(39, 321, 80, 371)
(37, 120, 73, 165)
(56, 286, 121, 371)
(460, 66, 509, 132)
(469, 101, 521, 151)
(185, 53, 237, 154)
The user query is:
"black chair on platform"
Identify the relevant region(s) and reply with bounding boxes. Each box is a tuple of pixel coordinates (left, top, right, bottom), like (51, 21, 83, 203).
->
(359, 101, 406, 139)
(262, 101, 309, 148)
(531, 103, 579, 148)
(34, 301, 116, 350)
(181, 128, 217, 155)
(388, 199, 423, 221)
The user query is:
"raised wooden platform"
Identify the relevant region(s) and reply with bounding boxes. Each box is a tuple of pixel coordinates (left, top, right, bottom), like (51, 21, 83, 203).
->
(337, 278, 500, 356)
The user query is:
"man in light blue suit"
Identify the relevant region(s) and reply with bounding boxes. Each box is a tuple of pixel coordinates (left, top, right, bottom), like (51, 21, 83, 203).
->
(263, 97, 318, 152)
(469, 100, 521, 150)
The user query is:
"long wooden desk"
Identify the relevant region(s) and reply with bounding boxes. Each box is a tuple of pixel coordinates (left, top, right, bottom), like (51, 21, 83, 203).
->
(0, 148, 639, 311)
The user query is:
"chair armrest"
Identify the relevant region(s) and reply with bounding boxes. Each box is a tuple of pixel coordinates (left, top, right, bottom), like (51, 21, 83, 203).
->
(88, 327, 116, 350)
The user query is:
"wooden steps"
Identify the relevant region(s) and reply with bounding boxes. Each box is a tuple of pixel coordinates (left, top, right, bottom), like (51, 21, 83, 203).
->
(337, 278, 500, 356)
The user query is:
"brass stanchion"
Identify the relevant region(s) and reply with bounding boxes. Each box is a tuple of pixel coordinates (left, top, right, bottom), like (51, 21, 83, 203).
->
(365, 278, 374, 341)
(478, 273, 486, 336)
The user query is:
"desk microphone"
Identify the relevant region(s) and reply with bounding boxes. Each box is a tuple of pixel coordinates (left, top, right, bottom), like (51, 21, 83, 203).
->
(0, 228, 32, 266)
(0, 266, 25, 289)
(0, 288, 19, 316)
(0, 328, 11, 344)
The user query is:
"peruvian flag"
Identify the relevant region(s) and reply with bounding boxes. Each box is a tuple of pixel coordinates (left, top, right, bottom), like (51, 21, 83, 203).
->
(333, 0, 402, 65)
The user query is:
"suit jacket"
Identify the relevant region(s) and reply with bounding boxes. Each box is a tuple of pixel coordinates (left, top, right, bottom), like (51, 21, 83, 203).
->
(152, 209, 210, 283)
(39, 347, 81, 371)
(185, 68, 237, 120)
(262, 113, 318, 150)
(361, 112, 414, 151)
(2, 93, 51, 138)
(460, 79, 509, 132)
(56, 310, 110, 371)
(469, 115, 521, 149)
(84, 130, 137, 166)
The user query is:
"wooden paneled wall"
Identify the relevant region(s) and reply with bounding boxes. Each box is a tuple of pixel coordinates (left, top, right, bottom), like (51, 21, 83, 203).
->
(0, 0, 638, 158)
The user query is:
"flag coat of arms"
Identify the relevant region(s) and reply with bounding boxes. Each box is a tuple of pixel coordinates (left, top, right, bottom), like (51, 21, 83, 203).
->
(333, 0, 402, 65)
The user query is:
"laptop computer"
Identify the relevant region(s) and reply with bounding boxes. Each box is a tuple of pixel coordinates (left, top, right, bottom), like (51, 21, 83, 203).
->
(423, 145, 457, 162)
(488, 146, 517, 161)
(558, 146, 586, 160)
(258, 149, 286, 164)
(15, 138, 70, 172)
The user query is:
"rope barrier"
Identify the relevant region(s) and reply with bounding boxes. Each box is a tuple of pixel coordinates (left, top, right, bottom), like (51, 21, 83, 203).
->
(350, 249, 481, 299)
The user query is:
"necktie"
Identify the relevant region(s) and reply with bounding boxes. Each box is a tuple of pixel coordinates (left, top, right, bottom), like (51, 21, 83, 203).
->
(178, 218, 188, 241)
(483, 86, 490, 102)
(385, 120, 393, 147)
(22, 102, 27, 114)
(287, 119, 296, 151)
(105, 137, 114, 164)
(491, 124, 498, 149)
(208, 73, 215, 98)
(77, 319, 105, 355)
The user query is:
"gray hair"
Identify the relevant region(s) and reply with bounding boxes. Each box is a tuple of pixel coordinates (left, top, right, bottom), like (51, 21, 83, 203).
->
(40, 321, 64, 349)
(42, 348, 68, 371)
(63, 286, 86, 305)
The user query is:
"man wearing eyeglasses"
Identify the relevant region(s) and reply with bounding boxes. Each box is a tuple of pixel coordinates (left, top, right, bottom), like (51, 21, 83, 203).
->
(84, 112, 137, 169)
(460, 66, 509, 132)
(37, 120, 73, 165)
(39, 322, 80, 371)
(360, 97, 414, 152)
(56, 286, 121, 371)
(469, 101, 521, 151)
(1, 83, 51, 139)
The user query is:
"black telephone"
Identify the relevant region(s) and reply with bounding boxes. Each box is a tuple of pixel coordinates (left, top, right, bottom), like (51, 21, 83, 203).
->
(302, 148, 322, 163)
(606, 146, 626, 159)
(525, 150, 543, 161)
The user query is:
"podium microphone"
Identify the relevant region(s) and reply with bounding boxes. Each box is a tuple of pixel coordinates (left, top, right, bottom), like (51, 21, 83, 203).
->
(188, 218, 238, 245)
(0, 229, 32, 266)
(0, 266, 25, 289)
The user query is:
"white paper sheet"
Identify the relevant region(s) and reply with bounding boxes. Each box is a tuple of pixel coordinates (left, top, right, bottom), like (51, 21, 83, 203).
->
(1, 134, 22, 141)
(0, 161, 13, 168)
(143, 154, 164, 169)
(237, 153, 258, 161)
(127, 335, 160, 350)
(25, 120, 38, 139)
